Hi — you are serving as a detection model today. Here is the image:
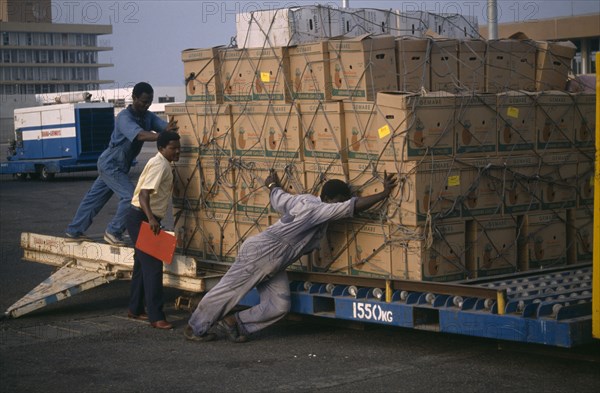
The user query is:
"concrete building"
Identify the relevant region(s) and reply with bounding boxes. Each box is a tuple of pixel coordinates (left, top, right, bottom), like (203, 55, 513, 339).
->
(0, 0, 113, 141)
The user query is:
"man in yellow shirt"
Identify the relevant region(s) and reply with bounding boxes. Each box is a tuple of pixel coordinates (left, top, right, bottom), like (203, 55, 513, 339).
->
(126, 131, 180, 329)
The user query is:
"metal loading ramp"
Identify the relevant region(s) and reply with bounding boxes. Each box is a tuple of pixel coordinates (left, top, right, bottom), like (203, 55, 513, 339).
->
(240, 265, 593, 348)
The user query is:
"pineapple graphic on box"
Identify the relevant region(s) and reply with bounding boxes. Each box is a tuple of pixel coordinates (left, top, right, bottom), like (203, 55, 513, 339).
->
(466, 187, 478, 208)
(542, 119, 552, 142)
(461, 120, 472, 145)
(306, 128, 316, 150)
(350, 127, 360, 151)
(294, 68, 302, 92)
(255, 71, 263, 94)
(422, 185, 432, 212)
(176, 228, 186, 248)
(428, 249, 439, 275)
(579, 119, 590, 141)
(224, 73, 232, 95)
(579, 229, 591, 253)
(582, 175, 593, 198)
(238, 127, 246, 150)
(413, 118, 425, 148)
(533, 236, 544, 260)
(201, 127, 209, 145)
(503, 120, 513, 144)
(239, 182, 248, 204)
(546, 183, 556, 202)
(334, 64, 343, 88)
(482, 243, 494, 269)
(354, 245, 364, 267)
(206, 233, 215, 252)
(187, 77, 196, 95)
(268, 127, 277, 148)
(508, 186, 519, 205)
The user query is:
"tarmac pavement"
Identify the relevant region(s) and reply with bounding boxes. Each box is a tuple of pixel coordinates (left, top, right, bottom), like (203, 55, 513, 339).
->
(1, 146, 599, 392)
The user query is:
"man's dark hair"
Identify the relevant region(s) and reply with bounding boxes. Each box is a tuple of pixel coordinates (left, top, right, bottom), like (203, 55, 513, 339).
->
(133, 82, 153, 97)
(157, 131, 180, 149)
(320, 179, 352, 201)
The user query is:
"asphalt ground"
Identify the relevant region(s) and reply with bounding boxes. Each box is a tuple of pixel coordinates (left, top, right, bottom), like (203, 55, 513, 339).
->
(1, 145, 599, 392)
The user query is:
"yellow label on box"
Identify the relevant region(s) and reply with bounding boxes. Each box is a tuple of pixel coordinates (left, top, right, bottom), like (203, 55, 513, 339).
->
(507, 107, 519, 118)
(448, 175, 460, 187)
(260, 72, 270, 82)
(378, 125, 391, 139)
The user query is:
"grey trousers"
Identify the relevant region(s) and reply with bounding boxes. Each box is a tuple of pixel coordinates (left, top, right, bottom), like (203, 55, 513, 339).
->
(188, 235, 293, 336)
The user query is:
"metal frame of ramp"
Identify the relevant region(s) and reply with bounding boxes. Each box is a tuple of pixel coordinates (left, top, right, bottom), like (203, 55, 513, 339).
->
(5, 266, 116, 318)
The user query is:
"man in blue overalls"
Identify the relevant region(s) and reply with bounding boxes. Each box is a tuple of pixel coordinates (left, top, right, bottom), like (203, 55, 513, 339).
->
(185, 170, 397, 342)
(65, 82, 178, 246)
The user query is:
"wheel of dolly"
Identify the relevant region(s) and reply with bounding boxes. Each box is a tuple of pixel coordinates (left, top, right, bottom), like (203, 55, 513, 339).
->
(40, 166, 55, 181)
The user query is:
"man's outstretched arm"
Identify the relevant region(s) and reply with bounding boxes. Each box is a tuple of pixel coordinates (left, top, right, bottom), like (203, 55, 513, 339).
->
(354, 171, 397, 213)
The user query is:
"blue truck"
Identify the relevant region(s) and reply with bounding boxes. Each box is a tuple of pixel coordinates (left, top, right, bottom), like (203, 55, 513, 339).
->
(1, 102, 114, 180)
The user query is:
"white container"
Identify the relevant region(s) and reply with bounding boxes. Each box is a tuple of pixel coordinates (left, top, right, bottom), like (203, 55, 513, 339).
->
(236, 6, 331, 48)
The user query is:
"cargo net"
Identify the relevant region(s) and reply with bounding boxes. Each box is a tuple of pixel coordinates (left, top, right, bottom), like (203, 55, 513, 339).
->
(170, 6, 595, 281)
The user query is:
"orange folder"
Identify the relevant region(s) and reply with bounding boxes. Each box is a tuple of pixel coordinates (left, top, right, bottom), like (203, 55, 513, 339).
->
(135, 221, 177, 264)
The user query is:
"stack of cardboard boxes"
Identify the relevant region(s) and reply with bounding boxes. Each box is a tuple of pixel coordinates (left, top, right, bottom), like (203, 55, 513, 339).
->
(168, 10, 594, 282)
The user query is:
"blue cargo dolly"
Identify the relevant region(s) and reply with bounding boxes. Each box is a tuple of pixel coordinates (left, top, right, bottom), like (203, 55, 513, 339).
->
(240, 264, 593, 348)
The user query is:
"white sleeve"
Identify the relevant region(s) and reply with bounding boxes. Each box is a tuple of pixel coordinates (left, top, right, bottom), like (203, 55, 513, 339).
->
(269, 187, 300, 215)
(308, 197, 357, 225)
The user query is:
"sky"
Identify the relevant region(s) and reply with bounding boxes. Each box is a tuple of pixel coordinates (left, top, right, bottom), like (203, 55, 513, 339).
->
(48, 0, 600, 87)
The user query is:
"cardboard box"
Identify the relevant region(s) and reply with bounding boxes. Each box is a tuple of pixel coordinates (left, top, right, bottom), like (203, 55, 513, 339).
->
(202, 217, 237, 263)
(572, 207, 593, 263)
(576, 153, 595, 207)
(523, 211, 567, 270)
(234, 213, 270, 249)
(182, 47, 223, 103)
(573, 93, 596, 148)
(198, 158, 236, 213)
(358, 8, 397, 35)
(173, 155, 202, 209)
(376, 91, 455, 159)
(395, 11, 430, 37)
(300, 101, 346, 161)
(165, 103, 200, 155)
(535, 41, 577, 91)
(431, 14, 479, 39)
(466, 217, 518, 278)
(288, 41, 331, 101)
(455, 94, 497, 155)
(395, 37, 430, 92)
(538, 152, 578, 210)
(220, 48, 253, 102)
(535, 91, 574, 152)
(501, 155, 541, 214)
(234, 158, 305, 216)
(460, 158, 504, 217)
(173, 208, 205, 258)
(496, 91, 536, 153)
(458, 40, 486, 92)
(197, 104, 233, 158)
(236, 6, 331, 48)
(430, 39, 458, 92)
(343, 101, 387, 161)
(312, 222, 351, 275)
(329, 8, 369, 38)
(260, 104, 302, 159)
(231, 103, 267, 157)
(348, 160, 399, 198)
(387, 160, 463, 226)
(486, 40, 536, 92)
(328, 34, 397, 101)
(221, 47, 291, 103)
(389, 220, 466, 282)
(347, 221, 394, 278)
(304, 160, 348, 196)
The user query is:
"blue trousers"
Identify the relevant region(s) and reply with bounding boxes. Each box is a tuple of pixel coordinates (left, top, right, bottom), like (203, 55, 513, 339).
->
(66, 165, 134, 237)
(126, 207, 165, 322)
